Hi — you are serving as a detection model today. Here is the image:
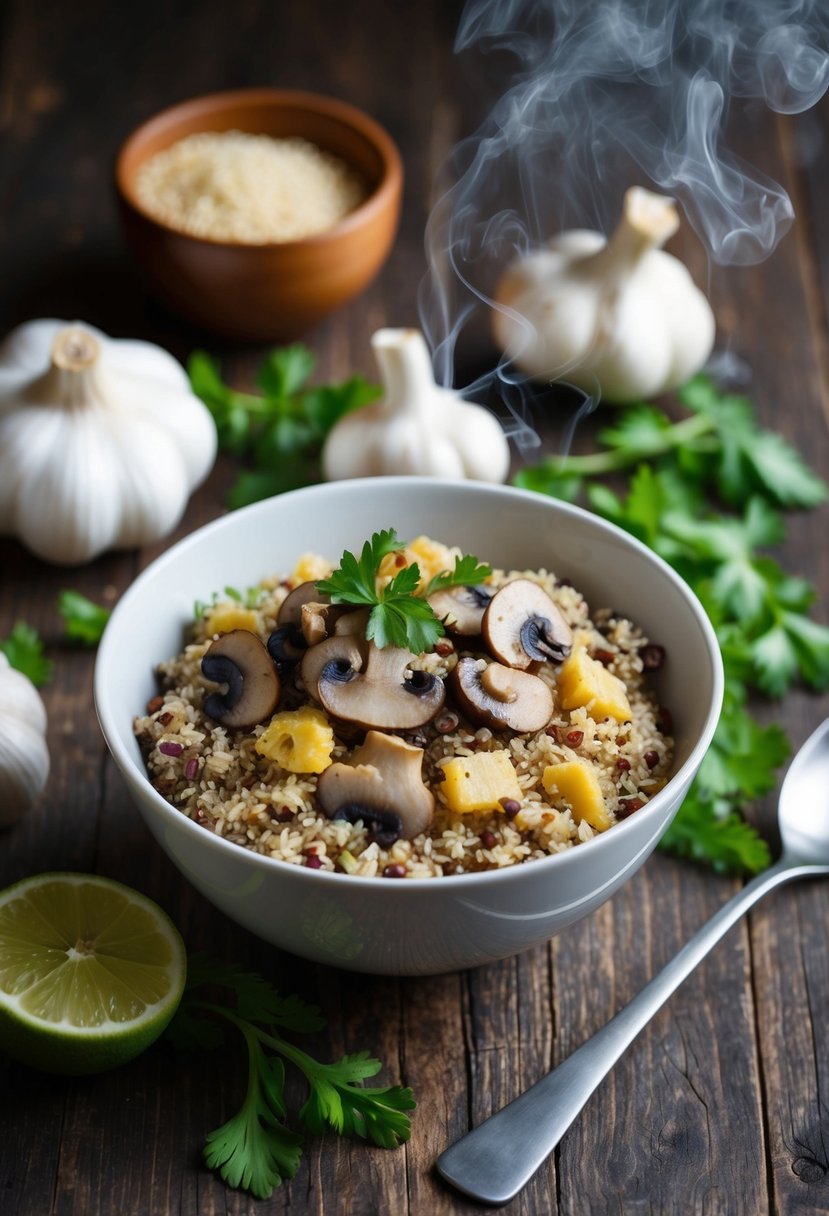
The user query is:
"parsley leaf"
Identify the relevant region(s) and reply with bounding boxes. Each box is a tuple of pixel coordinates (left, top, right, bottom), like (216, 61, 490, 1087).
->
(0, 621, 53, 686)
(168, 956, 415, 1201)
(58, 591, 111, 645)
(660, 787, 772, 875)
(316, 529, 448, 652)
(516, 374, 829, 875)
(426, 554, 493, 595)
(203, 1033, 303, 1199)
(189, 347, 380, 507)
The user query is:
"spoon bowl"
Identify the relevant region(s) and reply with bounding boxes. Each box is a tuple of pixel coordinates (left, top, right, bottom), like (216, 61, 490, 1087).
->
(779, 718, 829, 863)
(438, 718, 829, 1205)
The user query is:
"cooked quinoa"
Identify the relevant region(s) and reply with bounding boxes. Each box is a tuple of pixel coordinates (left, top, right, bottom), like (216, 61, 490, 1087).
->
(135, 131, 367, 243)
(134, 538, 673, 879)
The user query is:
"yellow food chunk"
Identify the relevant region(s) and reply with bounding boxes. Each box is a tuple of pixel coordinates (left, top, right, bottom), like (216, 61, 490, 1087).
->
(291, 552, 333, 584)
(204, 605, 259, 636)
(543, 760, 611, 831)
(255, 707, 334, 774)
(377, 535, 457, 593)
(556, 649, 632, 723)
(441, 750, 522, 815)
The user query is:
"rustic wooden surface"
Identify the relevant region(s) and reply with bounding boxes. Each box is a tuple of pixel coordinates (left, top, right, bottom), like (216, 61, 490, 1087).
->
(2, 2, 829, 1213)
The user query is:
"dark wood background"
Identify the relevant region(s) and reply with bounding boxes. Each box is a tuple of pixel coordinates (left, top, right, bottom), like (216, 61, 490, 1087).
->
(2, 2, 829, 1213)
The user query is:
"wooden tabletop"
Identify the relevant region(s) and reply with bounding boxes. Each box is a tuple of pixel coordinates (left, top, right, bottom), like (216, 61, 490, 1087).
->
(3, 2, 829, 1213)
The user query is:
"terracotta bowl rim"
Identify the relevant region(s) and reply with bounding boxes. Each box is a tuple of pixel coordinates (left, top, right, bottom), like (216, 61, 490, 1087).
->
(114, 86, 403, 252)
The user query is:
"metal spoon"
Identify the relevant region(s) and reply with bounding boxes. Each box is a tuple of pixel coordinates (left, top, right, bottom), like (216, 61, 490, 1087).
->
(437, 717, 829, 1206)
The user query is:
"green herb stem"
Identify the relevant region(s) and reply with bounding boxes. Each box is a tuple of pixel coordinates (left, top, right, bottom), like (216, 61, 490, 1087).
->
(543, 411, 715, 477)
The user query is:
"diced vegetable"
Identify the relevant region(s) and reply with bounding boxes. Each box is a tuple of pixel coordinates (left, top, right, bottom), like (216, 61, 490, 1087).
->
(542, 760, 611, 831)
(556, 649, 632, 723)
(255, 706, 334, 773)
(204, 605, 259, 636)
(441, 750, 522, 814)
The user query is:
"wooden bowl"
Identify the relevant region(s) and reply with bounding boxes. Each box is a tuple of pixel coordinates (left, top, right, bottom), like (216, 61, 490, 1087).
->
(115, 88, 403, 342)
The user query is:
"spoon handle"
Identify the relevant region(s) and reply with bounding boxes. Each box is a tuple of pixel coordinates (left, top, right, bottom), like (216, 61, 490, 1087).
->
(437, 856, 813, 1206)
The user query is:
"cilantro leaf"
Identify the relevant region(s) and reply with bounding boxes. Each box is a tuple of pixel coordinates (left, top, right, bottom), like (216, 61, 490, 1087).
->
(203, 1034, 303, 1199)
(661, 787, 772, 875)
(426, 554, 493, 595)
(256, 344, 315, 399)
(516, 372, 829, 877)
(0, 621, 53, 686)
(188, 347, 380, 508)
(181, 954, 324, 1033)
(317, 529, 447, 652)
(58, 591, 112, 646)
(171, 955, 415, 1201)
(294, 1048, 415, 1147)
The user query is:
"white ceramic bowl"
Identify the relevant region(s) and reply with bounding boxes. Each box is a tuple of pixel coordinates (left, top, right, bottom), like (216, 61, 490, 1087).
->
(94, 478, 723, 976)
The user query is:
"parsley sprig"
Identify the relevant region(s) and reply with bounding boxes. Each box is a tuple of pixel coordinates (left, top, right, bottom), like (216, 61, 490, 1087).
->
(516, 374, 829, 875)
(189, 345, 380, 508)
(316, 529, 491, 652)
(0, 621, 53, 686)
(166, 955, 415, 1199)
(58, 591, 111, 645)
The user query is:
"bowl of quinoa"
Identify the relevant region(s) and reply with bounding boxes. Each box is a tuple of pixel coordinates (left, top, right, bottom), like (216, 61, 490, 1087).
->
(95, 478, 723, 975)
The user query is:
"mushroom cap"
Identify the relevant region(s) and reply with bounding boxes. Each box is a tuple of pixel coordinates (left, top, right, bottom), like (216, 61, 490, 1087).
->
(267, 580, 329, 667)
(277, 581, 327, 626)
(482, 579, 573, 670)
(450, 657, 554, 733)
(316, 642, 446, 730)
(427, 585, 494, 635)
(201, 629, 280, 728)
(316, 730, 435, 841)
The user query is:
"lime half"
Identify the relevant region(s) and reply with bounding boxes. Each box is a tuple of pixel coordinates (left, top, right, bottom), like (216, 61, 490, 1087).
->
(0, 872, 186, 1075)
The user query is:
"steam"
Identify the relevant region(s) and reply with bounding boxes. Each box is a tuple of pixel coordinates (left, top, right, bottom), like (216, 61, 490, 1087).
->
(419, 0, 829, 390)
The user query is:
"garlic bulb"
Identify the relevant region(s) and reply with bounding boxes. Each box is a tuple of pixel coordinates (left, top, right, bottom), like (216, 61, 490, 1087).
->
(493, 187, 716, 403)
(0, 653, 49, 828)
(322, 328, 510, 482)
(0, 320, 217, 563)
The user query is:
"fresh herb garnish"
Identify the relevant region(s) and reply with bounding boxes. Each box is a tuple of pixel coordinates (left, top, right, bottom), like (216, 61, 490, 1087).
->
(317, 529, 443, 652)
(516, 374, 829, 875)
(188, 345, 380, 508)
(0, 621, 53, 686)
(425, 553, 493, 595)
(167, 955, 415, 1200)
(193, 585, 266, 619)
(58, 591, 111, 645)
(315, 531, 492, 652)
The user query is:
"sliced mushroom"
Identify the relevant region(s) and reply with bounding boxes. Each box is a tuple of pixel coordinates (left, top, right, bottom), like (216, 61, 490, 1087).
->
(427, 585, 494, 635)
(317, 730, 435, 841)
(310, 640, 445, 730)
(450, 657, 554, 733)
(267, 581, 327, 667)
(334, 607, 371, 636)
(278, 581, 327, 626)
(483, 579, 573, 670)
(201, 629, 280, 728)
(300, 633, 367, 701)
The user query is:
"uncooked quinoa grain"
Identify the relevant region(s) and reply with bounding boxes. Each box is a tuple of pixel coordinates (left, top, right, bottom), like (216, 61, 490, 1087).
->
(135, 131, 367, 244)
(134, 541, 674, 879)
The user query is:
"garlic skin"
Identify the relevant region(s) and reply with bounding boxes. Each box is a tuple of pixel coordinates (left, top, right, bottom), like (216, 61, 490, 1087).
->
(493, 187, 716, 403)
(0, 653, 49, 828)
(322, 328, 510, 482)
(0, 320, 217, 563)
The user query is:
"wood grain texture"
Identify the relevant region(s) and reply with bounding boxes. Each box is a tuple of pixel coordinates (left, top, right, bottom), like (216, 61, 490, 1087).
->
(1, 2, 829, 1214)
